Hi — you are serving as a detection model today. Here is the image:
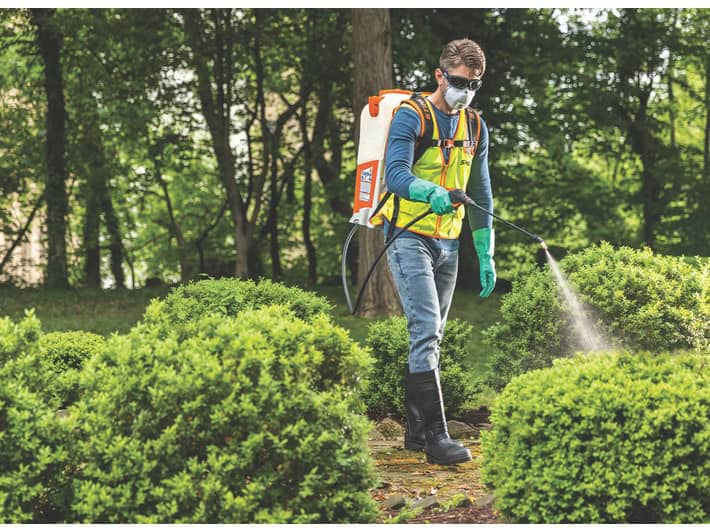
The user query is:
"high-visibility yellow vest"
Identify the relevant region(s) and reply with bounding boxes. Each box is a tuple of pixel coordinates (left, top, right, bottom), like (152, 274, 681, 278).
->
(372, 97, 480, 239)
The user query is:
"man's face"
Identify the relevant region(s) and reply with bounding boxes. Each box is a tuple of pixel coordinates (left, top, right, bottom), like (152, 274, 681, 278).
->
(435, 65, 482, 92)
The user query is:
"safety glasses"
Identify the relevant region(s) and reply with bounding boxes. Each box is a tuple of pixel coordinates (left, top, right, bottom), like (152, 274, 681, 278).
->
(442, 70, 483, 91)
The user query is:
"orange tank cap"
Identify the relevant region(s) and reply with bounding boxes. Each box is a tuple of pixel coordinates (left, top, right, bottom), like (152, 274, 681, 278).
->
(368, 95, 383, 117)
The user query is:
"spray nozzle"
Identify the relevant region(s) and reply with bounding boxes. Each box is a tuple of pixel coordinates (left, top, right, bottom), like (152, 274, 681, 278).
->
(534, 236, 548, 251)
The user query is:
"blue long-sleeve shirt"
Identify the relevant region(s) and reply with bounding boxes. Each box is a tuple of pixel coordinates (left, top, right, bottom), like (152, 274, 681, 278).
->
(384, 102, 493, 232)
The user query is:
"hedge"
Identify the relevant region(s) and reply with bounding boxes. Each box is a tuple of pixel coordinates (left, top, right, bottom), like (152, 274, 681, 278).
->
(70, 306, 377, 523)
(143, 278, 333, 330)
(0, 313, 74, 523)
(36, 331, 105, 407)
(481, 350, 710, 523)
(484, 243, 710, 389)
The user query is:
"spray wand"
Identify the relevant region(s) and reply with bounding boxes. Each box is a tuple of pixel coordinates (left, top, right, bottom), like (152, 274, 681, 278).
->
(448, 190, 548, 250)
(342, 190, 547, 315)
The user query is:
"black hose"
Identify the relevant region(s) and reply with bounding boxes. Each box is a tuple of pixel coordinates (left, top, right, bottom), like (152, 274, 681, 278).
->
(341, 223, 359, 314)
(343, 209, 434, 315)
(341, 190, 547, 315)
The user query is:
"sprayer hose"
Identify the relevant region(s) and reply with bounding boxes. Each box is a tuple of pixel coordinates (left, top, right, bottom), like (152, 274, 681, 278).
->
(342, 191, 546, 315)
(342, 209, 433, 315)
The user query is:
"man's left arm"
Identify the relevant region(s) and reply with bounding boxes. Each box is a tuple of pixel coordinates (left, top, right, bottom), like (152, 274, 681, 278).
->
(465, 116, 496, 298)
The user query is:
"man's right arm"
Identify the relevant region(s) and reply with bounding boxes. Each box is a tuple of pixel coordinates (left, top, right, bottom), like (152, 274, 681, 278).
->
(384, 104, 454, 215)
(384, 106, 421, 200)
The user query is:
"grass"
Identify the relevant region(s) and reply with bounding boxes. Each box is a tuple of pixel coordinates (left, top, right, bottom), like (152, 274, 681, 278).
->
(0, 286, 170, 336)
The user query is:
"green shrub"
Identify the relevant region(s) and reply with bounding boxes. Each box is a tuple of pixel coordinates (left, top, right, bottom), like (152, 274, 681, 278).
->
(0, 381, 75, 523)
(484, 243, 710, 389)
(2, 330, 105, 409)
(0, 314, 74, 523)
(39, 331, 105, 372)
(36, 331, 105, 407)
(0, 310, 41, 364)
(481, 351, 710, 523)
(143, 278, 332, 330)
(363, 316, 477, 419)
(70, 306, 377, 523)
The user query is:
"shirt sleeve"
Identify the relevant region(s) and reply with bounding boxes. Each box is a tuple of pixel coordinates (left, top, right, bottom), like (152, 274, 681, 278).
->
(466, 115, 494, 231)
(384, 105, 421, 200)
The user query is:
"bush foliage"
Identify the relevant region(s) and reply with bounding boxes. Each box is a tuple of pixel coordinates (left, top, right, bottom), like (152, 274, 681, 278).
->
(36, 331, 105, 407)
(484, 243, 710, 389)
(0, 313, 74, 523)
(363, 316, 477, 419)
(0, 310, 41, 364)
(143, 278, 332, 329)
(71, 306, 377, 523)
(481, 351, 710, 523)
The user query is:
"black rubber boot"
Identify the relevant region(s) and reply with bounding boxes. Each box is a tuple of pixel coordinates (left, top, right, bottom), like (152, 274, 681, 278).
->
(407, 368, 472, 465)
(404, 366, 425, 451)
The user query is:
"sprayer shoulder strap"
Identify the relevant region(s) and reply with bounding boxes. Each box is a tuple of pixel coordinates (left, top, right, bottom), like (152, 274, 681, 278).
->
(396, 94, 433, 166)
(399, 95, 482, 163)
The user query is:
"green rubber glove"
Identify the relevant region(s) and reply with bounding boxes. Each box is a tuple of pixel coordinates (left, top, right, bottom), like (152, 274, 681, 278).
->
(473, 227, 496, 298)
(408, 178, 454, 215)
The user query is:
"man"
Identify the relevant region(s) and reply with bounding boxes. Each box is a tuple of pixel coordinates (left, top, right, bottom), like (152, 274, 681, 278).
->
(379, 39, 495, 465)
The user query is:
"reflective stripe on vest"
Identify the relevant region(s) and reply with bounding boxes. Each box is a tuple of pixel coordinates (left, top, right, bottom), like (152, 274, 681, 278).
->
(376, 98, 474, 239)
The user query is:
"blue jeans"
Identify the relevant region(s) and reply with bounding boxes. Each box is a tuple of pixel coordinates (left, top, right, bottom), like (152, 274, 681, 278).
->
(384, 226, 459, 374)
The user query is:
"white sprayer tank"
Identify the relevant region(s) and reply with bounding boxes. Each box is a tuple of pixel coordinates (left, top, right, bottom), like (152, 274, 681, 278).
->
(350, 90, 414, 228)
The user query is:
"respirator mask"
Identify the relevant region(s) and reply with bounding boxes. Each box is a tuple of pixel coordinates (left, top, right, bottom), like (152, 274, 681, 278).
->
(442, 70, 483, 110)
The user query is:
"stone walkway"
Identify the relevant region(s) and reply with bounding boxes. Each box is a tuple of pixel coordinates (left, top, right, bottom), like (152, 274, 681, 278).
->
(367, 419, 500, 523)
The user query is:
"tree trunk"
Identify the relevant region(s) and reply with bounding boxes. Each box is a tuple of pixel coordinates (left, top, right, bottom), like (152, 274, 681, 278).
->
(668, 66, 676, 150)
(101, 186, 125, 288)
(268, 148, 282, 281)
(80, 109, 107, 288)
(668, 10, 678, 150)
(351, 8, 401, 317)
(629, 103, 660, 249)
(82, 162, 102, 287)
(154, 156, 192, 283)
(183, 10, 253, 280)
(32, 8, 69, 289)
(704, 55, 710, 181)
(300, 108, 318, 285)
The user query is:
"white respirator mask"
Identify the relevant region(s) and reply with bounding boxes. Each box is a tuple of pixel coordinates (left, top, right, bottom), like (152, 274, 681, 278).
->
(442, 69, 482, 110)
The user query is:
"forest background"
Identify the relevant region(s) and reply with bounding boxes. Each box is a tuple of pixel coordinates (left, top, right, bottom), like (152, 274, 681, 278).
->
(1, 8, 708, 317)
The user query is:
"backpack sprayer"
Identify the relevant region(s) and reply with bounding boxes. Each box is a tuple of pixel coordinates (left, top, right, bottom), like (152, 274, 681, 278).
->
(342, 90, 547, 315)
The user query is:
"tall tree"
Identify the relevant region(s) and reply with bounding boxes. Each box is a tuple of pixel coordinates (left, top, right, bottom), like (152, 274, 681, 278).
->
(31, 8, 69, 288)
(351, 8, 401, 316)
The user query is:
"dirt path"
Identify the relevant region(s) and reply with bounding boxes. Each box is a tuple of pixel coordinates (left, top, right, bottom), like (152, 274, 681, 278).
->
(368, 435, 500, 523)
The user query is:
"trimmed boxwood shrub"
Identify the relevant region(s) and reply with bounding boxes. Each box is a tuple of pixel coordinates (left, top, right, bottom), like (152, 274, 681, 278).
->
(363, 316, 477, 419)
(36, 331, 105, 407)
(143, 278, 332, 329)
(484, 243, 710, 389)
(0, 314, 74, 523)
(70, 306, 377, 523)
(481, 351, 710, 523)
(0, 380, 75, 523)
(0, 310, 41, 364)
(2, 329, 105, 409)
(38, 331, 104, 372)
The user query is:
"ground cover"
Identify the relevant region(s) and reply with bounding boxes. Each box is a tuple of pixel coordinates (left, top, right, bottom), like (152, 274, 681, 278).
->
(367, 428, 499, 523)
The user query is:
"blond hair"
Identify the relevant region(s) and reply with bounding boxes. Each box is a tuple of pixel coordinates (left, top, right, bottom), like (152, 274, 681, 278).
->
(439, 39, 486, 77)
